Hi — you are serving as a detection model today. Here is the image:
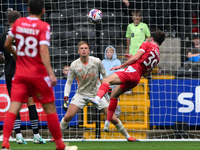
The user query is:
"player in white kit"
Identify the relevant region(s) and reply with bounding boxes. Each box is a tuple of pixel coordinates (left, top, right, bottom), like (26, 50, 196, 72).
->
(60, 41, 138, 142)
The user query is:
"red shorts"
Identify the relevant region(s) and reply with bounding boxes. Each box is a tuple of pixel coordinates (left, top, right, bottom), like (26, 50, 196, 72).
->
(115, 66, 141, 92)
(11, 75, 55, 104)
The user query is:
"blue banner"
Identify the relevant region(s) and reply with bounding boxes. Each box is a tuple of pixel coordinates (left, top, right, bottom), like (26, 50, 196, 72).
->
(150, 79, 200, 126)
(0, 79, 78, 126)
(53, 79, 78, 126)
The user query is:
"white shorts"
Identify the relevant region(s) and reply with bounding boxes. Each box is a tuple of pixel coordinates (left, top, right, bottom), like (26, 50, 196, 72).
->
(70, 93, 109, 110)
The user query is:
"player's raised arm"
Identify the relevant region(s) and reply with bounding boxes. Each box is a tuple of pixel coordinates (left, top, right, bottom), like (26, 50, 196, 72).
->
(4, 35, 17, 60)
(111, 50, 144, 71)
(40, 44, 57, 86)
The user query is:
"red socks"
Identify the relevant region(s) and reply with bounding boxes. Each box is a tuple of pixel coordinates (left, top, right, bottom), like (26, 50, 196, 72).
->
(97, 83, 109, 98)
(107, 98, 118, 121)
(2, 112, 16, 148)
(46, 113, 65, 150)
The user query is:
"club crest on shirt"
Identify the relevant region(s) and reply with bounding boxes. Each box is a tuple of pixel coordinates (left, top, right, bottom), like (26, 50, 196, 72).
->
(140, 28, 143, 32)
(131, 33, 134, 37)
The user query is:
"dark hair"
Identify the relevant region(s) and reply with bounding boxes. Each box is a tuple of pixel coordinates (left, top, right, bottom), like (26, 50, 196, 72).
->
(7, 10, 21, 24)
(131, 9, 141, 17)
(192, 32, 200, 39)
(29, 0, 44, 15)
(152, 31, 166, 45)
(63, 62, 71, 68)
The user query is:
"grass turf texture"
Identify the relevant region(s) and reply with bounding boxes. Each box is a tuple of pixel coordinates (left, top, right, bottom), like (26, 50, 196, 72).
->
(1, 141, 200, 150)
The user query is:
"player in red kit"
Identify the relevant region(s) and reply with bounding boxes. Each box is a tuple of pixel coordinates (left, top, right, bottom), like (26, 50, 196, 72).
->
(85, 31, 166, 133)
(1, 0, 77, 150)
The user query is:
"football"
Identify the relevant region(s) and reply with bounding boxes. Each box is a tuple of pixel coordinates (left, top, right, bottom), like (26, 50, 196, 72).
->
(87, 9, 103, 24)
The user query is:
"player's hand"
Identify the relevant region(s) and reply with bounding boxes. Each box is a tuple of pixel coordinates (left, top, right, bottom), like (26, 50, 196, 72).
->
(123, 0, 130, 6)
(63, 96, 69, 111)
(110, 65, 121, 71)
(124, 54, 133, 60)
(49, 74, 57, 86)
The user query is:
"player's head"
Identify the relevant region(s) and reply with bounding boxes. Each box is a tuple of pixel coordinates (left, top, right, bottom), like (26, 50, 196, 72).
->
(28, 0, 44, 15)
(151, 31, 166, 46)
(78, 41, 90, 57)
(192, 32, 200, 46)
(7, 9, 21, 24)
(62, 63, 70, 78)
(106, 47, 114, 59)
(131, 9, 141, 26)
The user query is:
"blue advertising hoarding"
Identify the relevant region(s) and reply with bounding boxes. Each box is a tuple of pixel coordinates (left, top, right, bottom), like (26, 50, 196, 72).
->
(150, 79, 200, 126)
(0, 79, 78, 126)
(53, 79, 78, 126)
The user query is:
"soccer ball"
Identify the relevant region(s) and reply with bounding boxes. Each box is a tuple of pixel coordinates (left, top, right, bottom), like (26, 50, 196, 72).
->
(88, 9, 103, 24)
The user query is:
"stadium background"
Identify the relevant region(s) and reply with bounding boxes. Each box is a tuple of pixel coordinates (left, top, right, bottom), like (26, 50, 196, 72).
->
(0, 0, 199, 140)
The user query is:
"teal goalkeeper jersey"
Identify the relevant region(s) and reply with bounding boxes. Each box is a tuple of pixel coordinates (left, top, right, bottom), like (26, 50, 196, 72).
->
(126, 22, 150, 55)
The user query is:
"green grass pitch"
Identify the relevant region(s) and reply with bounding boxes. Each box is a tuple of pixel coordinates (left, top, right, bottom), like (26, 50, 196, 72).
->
(1, 141, 200, 150)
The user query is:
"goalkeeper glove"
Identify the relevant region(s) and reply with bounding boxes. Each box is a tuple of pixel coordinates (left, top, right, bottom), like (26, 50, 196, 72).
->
(63, 96, 69, 111)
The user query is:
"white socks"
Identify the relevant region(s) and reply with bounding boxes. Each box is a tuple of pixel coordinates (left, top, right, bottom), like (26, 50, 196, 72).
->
(34, 133, 41, 138)
(115, 119, 130, 139)
(60, 118, 69, 135)
(16, 133, 23, 138)
(105, 120, 111, 128)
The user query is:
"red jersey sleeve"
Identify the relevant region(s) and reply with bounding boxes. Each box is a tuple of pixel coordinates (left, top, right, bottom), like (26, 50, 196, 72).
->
(139, 42, 148, 53)
(39, 23, 50, 46)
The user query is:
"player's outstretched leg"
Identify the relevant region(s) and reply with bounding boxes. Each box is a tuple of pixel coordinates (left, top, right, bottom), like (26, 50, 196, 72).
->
(114, 118, 139, 142)
(28, 104, 46, 144)
(14, 113, 27, 144)
(103, 98, 118, 132)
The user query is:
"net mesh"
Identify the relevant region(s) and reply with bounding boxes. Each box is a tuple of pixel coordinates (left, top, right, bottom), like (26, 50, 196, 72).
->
(0, 0, 199, 140)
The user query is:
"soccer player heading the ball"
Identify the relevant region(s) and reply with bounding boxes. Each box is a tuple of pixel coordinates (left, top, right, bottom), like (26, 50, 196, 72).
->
(60, 41, 138, 142)
(1, 0, 77, 150)
(85, 31, 166, 132)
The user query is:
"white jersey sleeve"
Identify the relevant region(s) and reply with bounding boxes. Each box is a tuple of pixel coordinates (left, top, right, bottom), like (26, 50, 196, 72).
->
(99, 60, 109, 79)
(64, 62, 76, 97)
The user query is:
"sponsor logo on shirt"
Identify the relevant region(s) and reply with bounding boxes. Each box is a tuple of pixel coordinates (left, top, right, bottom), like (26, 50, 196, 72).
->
(125, 66, 136, 73)
(36, 93, 43, 100)
(81, 73, 95, 79)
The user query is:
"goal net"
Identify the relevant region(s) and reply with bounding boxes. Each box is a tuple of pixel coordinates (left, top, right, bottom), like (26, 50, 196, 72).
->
(0, 0, 200, 141)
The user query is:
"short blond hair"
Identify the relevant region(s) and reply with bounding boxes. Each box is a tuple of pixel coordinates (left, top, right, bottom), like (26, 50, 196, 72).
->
(78, 41, 90, 49)
(106, 47, 114, 52)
